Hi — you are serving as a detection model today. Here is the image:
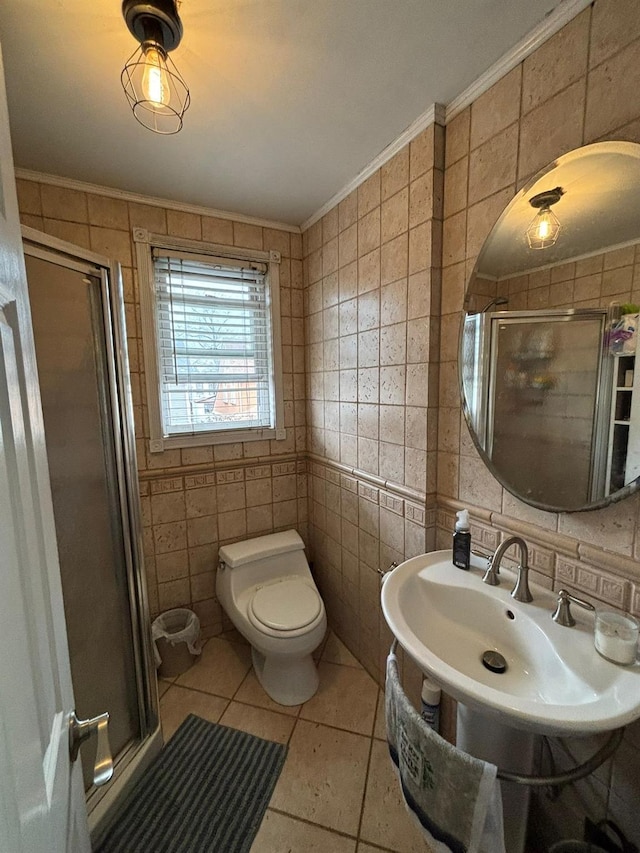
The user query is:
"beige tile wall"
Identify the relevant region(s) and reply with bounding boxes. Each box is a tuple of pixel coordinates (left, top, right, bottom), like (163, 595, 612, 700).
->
(439, 0, 640, 609)
(440, 0, 640, 843)
(302, 123, 445, 690)
(14, 0, 640, 841)
(17, 180, 307, 637)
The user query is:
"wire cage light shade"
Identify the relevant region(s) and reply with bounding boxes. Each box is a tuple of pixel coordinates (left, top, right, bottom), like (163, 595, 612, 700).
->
(121, 42, 190, 135)
(526, 205, 561, 249)
(526, 186, 564, 250)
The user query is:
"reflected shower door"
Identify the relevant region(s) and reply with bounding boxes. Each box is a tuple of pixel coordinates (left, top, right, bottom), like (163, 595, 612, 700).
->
(489, 313, 607, 508)
(25, 254, 141, 791)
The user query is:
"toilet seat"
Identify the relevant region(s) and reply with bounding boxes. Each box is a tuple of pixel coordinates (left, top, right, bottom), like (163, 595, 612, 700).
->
(248, 577, 322, 633)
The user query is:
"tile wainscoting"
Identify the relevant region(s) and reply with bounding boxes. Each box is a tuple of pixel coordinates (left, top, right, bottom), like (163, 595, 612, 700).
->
(139, 454, 308, 637)
(435, 497, 640, 618)
(304, 454, 467, 745)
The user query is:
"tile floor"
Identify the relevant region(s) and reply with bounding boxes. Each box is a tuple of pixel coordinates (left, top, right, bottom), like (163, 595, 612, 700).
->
(158, 630, 431, 853)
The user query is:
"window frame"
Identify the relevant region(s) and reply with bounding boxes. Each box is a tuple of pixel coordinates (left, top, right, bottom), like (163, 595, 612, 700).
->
(134, 227, 285, 452)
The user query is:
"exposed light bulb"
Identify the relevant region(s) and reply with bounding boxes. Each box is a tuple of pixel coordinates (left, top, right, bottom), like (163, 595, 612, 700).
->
(536, 209, 553, 240)
(526, 204, 561, 249)
(141, 46, 171, 107)
(121, 1, 190, 133)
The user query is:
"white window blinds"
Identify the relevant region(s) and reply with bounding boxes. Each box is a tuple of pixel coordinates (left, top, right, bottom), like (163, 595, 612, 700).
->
(153, 249, 274, 436)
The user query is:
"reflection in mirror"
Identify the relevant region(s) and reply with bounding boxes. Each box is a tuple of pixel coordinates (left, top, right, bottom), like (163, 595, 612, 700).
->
(460, 142, 640, 512)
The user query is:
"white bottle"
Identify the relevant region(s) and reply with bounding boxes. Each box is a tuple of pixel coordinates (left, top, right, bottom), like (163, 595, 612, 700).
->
(420, 676, 441, 732)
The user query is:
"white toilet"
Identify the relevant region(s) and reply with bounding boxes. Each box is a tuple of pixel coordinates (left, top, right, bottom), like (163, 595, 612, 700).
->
(216, 530, 327, 705)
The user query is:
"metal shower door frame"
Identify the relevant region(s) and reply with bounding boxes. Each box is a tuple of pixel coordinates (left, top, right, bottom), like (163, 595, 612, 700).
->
(485, 308, 612, 505)
(20, 225, 160, 815)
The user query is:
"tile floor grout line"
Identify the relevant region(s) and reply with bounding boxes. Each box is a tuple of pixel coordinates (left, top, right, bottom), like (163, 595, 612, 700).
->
(355, 841, 399, 853)
(266, 806, 359, 842)
(159, 649, 423, 853)
(320, 633, 366, 671)
(354, 728, 376, 848)
(167, 640, 379, 737)
(159, 700, 396, 853)
(292, 714, 375, 740)
(221, 699, 300, 736)
(230, 668, 303, 722)
(286, 702, 303, 745)
(216, 695, 234, 724)
(170, 677, 251, 703)
(319, 657, 366, 673)
(159, 682, 233, 736)
(169, 678, 301, 726)
(297, 665, 379, 735)
(284, 721, 297, 747)
(174, 666, 376, 727)
(372, 686, 384, 740)
(231, 667, 252, 700)
(231, 695, 301, 723)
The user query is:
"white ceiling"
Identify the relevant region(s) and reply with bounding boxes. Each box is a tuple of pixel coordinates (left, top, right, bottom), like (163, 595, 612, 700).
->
(1, 0, 560, 226)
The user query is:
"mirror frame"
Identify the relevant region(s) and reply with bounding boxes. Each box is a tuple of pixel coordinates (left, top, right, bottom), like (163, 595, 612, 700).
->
(458, 141, 640, 514)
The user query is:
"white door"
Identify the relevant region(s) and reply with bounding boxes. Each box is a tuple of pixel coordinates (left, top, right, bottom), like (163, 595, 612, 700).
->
(0, 46, 92, 853)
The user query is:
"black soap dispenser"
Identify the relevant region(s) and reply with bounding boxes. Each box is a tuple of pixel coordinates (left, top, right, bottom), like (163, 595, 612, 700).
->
(452, 509, 471, 570)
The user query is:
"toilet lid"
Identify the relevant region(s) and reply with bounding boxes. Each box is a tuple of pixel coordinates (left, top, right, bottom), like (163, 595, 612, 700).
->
(250, 579, 322, 631)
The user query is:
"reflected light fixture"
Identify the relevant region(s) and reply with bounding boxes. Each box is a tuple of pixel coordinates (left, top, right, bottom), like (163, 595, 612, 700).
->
(526, 186, 564, 249)
(121, 0, 190, 135)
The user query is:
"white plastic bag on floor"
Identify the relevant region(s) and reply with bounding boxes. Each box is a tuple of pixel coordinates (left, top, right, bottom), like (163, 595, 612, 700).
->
(151, 608, 202, 668)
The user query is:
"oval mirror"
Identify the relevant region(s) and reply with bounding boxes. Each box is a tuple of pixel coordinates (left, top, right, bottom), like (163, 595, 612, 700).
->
(460, 141, 640, 512)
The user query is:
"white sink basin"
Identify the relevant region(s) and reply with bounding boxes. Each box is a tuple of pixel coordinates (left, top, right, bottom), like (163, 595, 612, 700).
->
(381, 549, 640, 735)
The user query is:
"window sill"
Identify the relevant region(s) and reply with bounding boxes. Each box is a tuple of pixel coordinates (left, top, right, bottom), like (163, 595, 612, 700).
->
(149, 426, 287, 453)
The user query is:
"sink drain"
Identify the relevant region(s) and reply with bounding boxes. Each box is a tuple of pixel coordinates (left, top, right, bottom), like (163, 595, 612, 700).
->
(482, 650, 507, 673)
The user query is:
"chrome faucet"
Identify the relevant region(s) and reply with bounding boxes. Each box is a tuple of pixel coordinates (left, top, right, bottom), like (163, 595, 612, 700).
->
(487, 536, 533, 603)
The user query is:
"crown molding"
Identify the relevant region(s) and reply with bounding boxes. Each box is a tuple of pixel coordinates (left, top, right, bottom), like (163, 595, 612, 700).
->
(14, 168, 301, 234)
(300, 103, 446, 232)
(445, 0, 593, 123)
(302, 0, 591, 232)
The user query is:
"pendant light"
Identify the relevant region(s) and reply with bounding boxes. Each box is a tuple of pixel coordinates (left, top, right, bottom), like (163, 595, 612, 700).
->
(526, 187, 564, 249)
(121, 0, 190, 135)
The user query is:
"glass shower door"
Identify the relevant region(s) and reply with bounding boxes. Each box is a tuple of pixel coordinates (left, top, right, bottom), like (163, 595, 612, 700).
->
(488, 312, 609, 508)
(24, 251, 153, 794)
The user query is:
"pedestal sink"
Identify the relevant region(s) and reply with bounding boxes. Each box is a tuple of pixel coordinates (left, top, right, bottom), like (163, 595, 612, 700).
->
(381, 549, 640, 853)
(381, 549, 640, 736)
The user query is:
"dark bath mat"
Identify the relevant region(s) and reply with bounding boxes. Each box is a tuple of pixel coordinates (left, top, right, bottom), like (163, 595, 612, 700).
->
(95, 714, 287, 853)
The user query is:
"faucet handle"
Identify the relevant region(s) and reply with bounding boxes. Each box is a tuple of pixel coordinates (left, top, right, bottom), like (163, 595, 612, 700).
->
(474, 551, 500, 586)
(472, 549, 494, 565)
(552, 589, 595, 627)
(377, 561, 399, 587)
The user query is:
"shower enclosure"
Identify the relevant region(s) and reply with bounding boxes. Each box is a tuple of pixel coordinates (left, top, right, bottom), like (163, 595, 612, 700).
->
(463, 309, 612, 507)
(20, 227, 160, 833)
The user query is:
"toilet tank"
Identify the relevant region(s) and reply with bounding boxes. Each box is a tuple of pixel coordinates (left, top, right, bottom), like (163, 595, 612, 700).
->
(218, 530, 311, 593)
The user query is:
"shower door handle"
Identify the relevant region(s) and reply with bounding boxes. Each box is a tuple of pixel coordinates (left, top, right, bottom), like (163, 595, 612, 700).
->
(69, 710, 114, 787)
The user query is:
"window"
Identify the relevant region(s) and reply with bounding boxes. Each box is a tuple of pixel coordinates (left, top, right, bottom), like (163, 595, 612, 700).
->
(135, 229, 284, 451)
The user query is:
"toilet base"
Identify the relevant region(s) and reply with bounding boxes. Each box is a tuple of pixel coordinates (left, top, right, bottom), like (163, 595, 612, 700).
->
(252, 646, 320, 706)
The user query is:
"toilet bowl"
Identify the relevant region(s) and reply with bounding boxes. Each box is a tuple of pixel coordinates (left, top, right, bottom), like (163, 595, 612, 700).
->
(216, 530, 326, 705)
